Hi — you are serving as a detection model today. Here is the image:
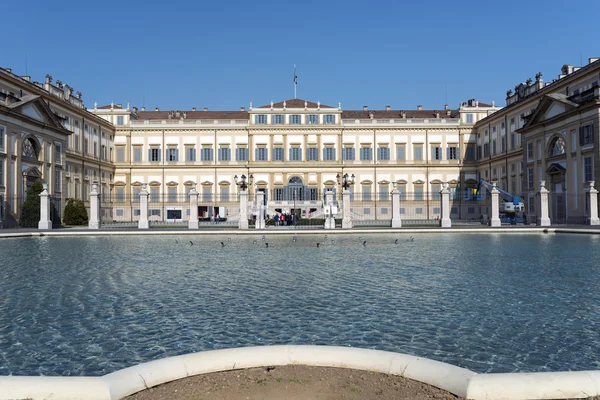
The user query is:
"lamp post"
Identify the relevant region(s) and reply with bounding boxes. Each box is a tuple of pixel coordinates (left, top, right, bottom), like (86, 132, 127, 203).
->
(234, 174, 253, 191)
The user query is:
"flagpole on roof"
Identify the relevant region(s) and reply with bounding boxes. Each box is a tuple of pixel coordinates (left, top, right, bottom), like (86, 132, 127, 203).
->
(293, 64, 297, 99)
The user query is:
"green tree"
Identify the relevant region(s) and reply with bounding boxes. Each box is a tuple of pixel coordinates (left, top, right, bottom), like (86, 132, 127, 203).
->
(63, 198, 89, 226)
(19, 181, 43, 227)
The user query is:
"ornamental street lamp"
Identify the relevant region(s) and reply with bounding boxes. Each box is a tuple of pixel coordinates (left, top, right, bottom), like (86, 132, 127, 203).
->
(234, 174, 253, 191)
(337, 173, 355, 190)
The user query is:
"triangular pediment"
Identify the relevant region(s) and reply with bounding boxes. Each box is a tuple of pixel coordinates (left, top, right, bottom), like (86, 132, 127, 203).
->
(7, 95, 70, 133)
(522, 93, 579, 130)
(546, 162, 567, 174)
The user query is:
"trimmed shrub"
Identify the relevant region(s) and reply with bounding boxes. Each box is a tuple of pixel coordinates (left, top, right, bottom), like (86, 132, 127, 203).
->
(63, 198, 88, 226)
(19, 181, 43, 227)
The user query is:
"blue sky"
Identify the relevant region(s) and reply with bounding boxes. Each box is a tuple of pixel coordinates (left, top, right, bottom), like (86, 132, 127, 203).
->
(2, 0, 599, 111)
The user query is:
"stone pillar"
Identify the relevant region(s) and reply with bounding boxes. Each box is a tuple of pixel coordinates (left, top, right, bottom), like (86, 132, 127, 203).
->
(489, 181, 501, 227)
(38, 184, 52, 230)
(88, 183, 100, 229)
(239, 189, 249, 229)
(255, 191, 265, 230)
(341, 189, 353, 229)
(588, 181, 600, 226)
(324, 190, 336, 229)
(537, 180, 551, 227)
(188, 183, 199, 229)
(391, 186, 402, 228)
(439, 182, 451, 228)
(138, 183, 149, 229)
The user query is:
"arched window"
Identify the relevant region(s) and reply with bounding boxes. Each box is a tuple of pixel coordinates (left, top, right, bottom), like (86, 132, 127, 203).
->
(550, 137, 566, 157)
(22, 138, 38, 159)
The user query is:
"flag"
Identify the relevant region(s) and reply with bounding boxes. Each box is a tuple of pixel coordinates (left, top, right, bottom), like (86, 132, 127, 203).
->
(294, 65, 297, 85)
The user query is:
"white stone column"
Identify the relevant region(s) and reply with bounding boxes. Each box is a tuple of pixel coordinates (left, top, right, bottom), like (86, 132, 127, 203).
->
(324, 190, 335, 229)
(489, 181, 501, 227)
(88, 183, 100, 229)
(391, 186, 402, 228)
(239, 189, 249, 230)
(439, 182, 451, 228)
(341, 189, 353, 229)
(188, 183, 199, 229)
(38, 184, 52, 230)
(138, 183, 149, 229)
(537, 180, 551, 227)
(588, 181, 600, 226)
(255, 190, 265, 230)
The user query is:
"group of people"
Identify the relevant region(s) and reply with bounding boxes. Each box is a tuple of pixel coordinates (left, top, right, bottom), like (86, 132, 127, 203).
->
(274, 212, 297, 226)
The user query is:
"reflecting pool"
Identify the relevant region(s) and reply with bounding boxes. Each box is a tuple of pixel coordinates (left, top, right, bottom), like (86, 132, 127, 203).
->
(1, 233, 600, 376)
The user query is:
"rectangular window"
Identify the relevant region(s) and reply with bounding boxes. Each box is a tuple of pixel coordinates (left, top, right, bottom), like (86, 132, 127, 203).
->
(431, 184, 441, 200)
(432, 145, 442, 160)
(414, 145, 423, 161)
(492, 139, 497, 155)
(343, 147, 355, 161)
(54, 170, 61, 193)
(483, 143, 489, 158)
(584, 156, 593, 182)
(381, 208, 388, 215)
(149, 148, 161, 162)
(167, 148, 179, 162)
(236, 147, 248, 161)
(466, 114, 474, 124)
(116, 187, 125, 202)
(0, 126, 5, 149)
(527, 142, 534, 160)
(254, 114, 267, 124)
(93, 142, 97, 157)
(511, 133, 515, 149)
(202, 187, 211, 202)
(416, 207, 423, 215)
(150, 209, 161, 217)
(168, 187, 177, 202)
(448, 146, 458, 160)
(309, 188, 318, 200)
(272, 147, 284, 161)
(117, 116, 124, 125)
(218, 147, 231, 161)
(324, 115, 336, 124)
(323, 147, 336, 161)
(55, 144, 62, 163)
(476, 145, 482, 160)
(307, 147, 318, 161)
(289, 147, 302, 161)
(185, 147, 196, 162)
(307, 114, 318, 124)
(415, 186, 424, 201)
(0, 159, 3, 186)
(528, 167, 534, 189)
(360, 147, 373, 161)
(289, 115, 301, 124)
(272, 115, 284, 124)
(580, 123, 595, 146)
(255, 147, 268, 161)
(116, 147, 125, 162)
(150, 187, 160, 203)
(537, 140, 542, 161)
(396, 144, 405, 161)
(364, 208, 371, 215)
(221, 186, 229, 201)
(377, 147, 390, 160)
(362, 186, 371, 201)
(379, 185, 389, 201)
(274, 188, 284, 201)
(116, 209, 124, 217)
(133, 187, 140, 202)
(201, 148, 213, 161)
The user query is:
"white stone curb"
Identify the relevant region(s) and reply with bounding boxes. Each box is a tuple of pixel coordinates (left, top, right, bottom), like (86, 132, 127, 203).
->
(1, 346, 599, 399)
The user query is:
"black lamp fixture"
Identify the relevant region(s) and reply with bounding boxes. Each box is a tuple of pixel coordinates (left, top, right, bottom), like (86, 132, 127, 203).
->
(234, 174, 253, 191)
(337, 173, 355, 190)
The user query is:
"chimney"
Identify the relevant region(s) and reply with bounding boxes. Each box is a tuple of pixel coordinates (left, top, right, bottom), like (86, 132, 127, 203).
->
(363, 105, 368, 111)
(21, 76, 31, 82)
(5, 68, 11, 73)
(141, 106, 146, 111)
(417, 105, 423, 111)
(154, 107, 159, 111)
(192, 107, 196, 111)
(385, 105, 391, 111)
(446, 109, 452, 116)
(444, 104, 449, 110)
(117, 103, 122, 108)
(132, 106, 138, 113)
(204, 107, 208, 111)
(240, 106, 245, 111)
(435, 112, 440, 118)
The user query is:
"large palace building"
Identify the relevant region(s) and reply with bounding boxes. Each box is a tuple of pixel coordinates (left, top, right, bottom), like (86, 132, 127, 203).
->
(1, 57, 599, 227)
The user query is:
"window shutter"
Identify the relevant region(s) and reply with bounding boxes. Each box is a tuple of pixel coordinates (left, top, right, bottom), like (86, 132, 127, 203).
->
(175, 149, 179, 161)
(148, 149, 151, 161)
(579, 126, 584, 146)
(447, 147, 450, 160)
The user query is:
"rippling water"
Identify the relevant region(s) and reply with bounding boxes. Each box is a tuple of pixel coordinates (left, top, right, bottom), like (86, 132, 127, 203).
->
(1, 232, 600, 376)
